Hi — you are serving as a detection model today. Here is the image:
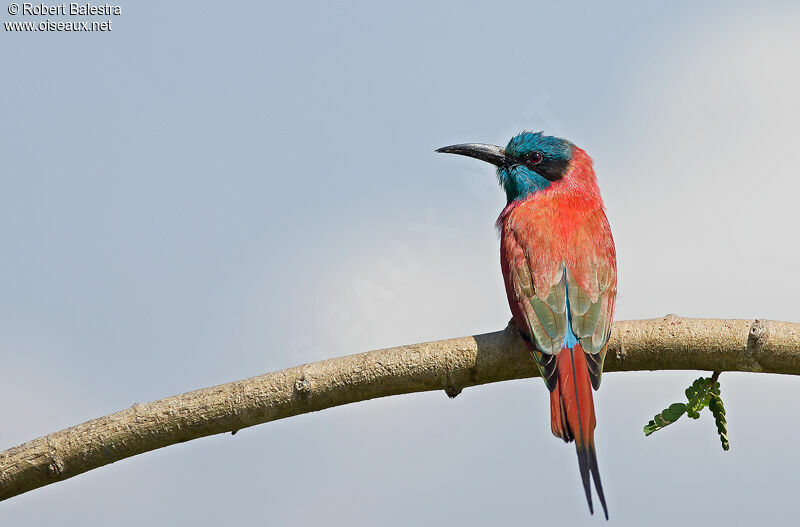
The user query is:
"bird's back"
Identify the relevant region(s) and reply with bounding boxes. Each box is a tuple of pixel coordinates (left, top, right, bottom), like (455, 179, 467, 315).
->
(497, 151, 616, 519)
(498, 148, 617, 364)
(437, 134, 616, 518)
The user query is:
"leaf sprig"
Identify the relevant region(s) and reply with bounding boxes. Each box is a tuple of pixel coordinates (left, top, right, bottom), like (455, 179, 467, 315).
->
(643, 372, 729, 451)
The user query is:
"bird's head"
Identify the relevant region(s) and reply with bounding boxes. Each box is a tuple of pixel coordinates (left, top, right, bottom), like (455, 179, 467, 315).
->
(437, 131, 577, 203)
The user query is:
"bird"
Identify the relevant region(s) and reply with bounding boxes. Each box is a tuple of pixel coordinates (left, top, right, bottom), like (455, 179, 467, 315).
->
(436, 131, 616, 519)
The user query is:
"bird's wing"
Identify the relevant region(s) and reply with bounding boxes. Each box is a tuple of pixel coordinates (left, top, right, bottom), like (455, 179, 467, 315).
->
(503, 219, 567, 392)
(504, 207, 617, 390)
(564, 208, 617, 389)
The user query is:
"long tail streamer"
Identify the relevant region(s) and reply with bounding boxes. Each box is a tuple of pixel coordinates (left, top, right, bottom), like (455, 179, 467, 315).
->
(549, 344, 608, 519)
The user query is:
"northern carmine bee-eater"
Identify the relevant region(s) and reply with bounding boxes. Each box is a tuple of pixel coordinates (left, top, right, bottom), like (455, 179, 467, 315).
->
(437, 132, 616, 519)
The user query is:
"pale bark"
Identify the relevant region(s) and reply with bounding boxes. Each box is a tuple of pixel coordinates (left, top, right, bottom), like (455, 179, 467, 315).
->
(1, 316, 799, 502)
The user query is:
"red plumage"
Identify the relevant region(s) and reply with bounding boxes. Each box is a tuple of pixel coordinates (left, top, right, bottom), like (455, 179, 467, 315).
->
(549, 343, 595, 445)
(498, 147, 616, 519)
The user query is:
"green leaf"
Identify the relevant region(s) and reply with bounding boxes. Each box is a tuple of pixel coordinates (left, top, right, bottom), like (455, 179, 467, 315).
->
(643, 372, 730, 450)
(709, 391, 730, 451)
(643, 402, 687, 436)
(684, 376, 714, 419)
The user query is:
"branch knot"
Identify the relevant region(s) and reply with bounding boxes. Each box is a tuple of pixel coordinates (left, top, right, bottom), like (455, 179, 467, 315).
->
(294, 376, 311, 396)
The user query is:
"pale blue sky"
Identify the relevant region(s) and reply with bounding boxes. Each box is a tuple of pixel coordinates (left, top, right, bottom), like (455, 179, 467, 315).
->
(2, 1, 800, 525)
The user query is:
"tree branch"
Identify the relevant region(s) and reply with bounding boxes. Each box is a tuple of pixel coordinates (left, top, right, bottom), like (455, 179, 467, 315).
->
(1, 316, 799, 502)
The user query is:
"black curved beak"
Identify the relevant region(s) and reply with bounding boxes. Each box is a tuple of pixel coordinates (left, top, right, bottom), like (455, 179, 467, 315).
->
(435, 143, 507, 167)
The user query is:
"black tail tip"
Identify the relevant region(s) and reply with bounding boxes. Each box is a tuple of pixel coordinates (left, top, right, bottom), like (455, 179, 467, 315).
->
(576, 444, 609, 520)
(584, 493, 609, 520)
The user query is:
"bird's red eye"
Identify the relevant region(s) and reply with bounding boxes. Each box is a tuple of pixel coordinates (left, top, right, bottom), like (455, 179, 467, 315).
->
(528, 151, 543, 164)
